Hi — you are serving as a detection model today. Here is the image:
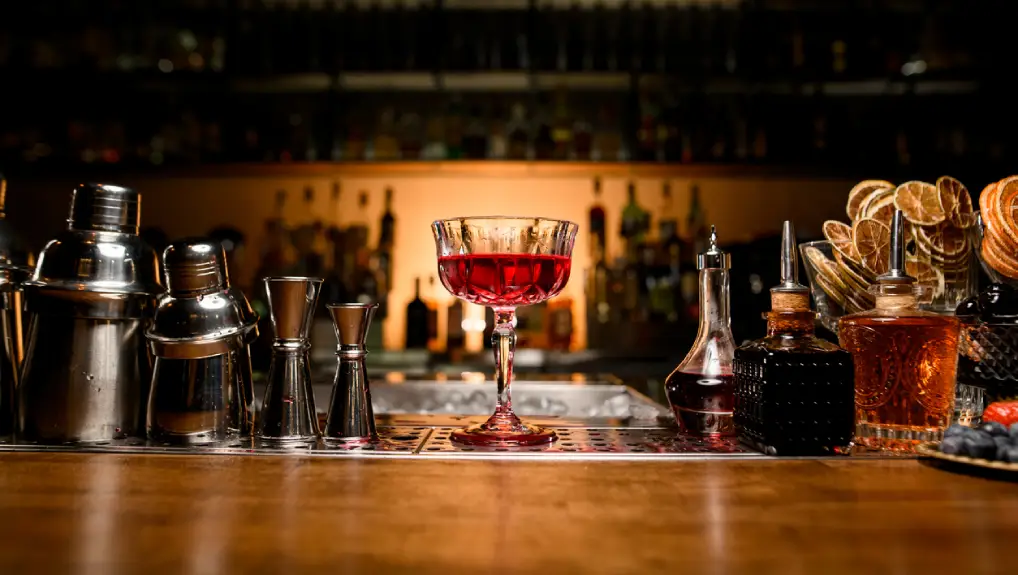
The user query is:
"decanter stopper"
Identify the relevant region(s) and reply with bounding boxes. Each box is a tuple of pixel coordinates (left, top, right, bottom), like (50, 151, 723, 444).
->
(771, 220, 809, 312)
(257, 276, 323, 444)
(324, 303, 378, 442)
(697, 225, 731, 270)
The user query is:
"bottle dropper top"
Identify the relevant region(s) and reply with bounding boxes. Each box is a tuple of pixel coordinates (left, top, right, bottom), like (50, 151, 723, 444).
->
(697, 225, 731, 270)
(877, 209, 915, 286)
(770, 221, 809, 312)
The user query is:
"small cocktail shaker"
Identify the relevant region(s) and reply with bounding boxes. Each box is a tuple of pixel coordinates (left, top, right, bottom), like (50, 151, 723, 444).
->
(258, 277, 323, 445)
(324, 303, 378, 443)
(146, 240, 259, 444)
(18, 183, 163, 443)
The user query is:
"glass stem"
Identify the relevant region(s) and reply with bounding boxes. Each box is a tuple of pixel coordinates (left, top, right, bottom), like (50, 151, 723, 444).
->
(492, 307, 516, 415)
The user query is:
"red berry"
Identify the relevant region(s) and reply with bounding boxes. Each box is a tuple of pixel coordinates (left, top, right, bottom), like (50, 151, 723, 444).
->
(982, 401, 1018, 427)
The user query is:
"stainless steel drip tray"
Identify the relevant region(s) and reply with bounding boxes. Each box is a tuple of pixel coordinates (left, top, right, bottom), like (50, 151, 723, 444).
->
(0, 418, 914, 460)
(0, 422, 761, 460)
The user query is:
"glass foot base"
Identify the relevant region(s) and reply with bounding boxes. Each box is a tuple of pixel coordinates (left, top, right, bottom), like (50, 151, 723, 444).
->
(855, 422, 946, 453)
(450, 423, 557, 447)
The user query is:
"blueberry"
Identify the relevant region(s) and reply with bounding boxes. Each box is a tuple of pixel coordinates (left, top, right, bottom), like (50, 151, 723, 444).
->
(981, 421, 1009, 437)
(1010, 423, 1018, 442)
(1008, 446, 1018, 464)
(941, 435, 966, 455)
(944, 424, 971, 439)
(963, 433, 997, 459)
(994, 436, 1011, 461)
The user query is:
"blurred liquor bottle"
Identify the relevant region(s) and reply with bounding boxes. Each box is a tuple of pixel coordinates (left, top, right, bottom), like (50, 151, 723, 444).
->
(620, 181, 648, 320)
(444, 97, 465, 159)
(372, 109, 401, 161)
(405, 277, 430, 350)
(506, 103, 531, 160)
(547, 296, 574, 351)
(588, 176, 607, 262)
(425, 276, 441, 353)
(323, 182, 351, 306)
(533, 94, 556, 160)
(446, 299, 466, 361)
(552, 88, 573, 160)
(376, 187, 396, 321)
(463, 106, 488, 160)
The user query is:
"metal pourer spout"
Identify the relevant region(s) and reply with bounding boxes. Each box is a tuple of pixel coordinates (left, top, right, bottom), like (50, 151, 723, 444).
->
(877, 210, 915, 285)
(774, 221, 807, 293)
(770, 220, 809, 312)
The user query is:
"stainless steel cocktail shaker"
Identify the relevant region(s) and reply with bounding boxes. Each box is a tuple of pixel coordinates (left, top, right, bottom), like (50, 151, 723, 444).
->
(18, 183, 163, 443)
(146, 239, 258, 444)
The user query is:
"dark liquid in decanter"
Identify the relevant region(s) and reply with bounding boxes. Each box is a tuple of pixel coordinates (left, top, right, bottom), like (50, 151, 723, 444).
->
(665, 371, 735, 436)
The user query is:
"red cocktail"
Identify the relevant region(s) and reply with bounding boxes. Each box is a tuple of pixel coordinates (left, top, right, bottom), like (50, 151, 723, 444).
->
(432, 217, 578, 446)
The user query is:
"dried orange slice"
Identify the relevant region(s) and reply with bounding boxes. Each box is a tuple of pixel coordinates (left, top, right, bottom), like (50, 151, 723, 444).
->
(853, 218, 891, 276)
(822, 220, 860, 261)
(894, 181, 946, 226)
(994, 176, 1018, 250)
(984, 178, 1018, 254)
(847, 180, 894, 221)
(982, 232, 1018, 279)
(906, 258, 946, 298)
(804, 246, 846, 288)
(917, 222, 968, 258)
(936, 176, 965, 221)
(863, 194, 896, 226)
(858, 188, 893, 222)
(836, 251, 875, 286)
(951, 187, 975, 229)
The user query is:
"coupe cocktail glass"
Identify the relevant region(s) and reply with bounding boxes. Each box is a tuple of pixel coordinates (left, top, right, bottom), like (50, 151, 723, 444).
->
(432, 216, 578, 446)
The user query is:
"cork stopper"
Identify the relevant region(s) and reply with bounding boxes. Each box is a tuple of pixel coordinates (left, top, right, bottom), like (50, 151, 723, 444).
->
(770, 220, 809, 312)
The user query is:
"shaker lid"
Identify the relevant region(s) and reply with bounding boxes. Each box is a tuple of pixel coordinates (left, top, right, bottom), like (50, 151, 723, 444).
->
(164, 239, 226, 295)
(68, 183, 140, 234)
(26, 183, 161, 304)
(147, 238, 258, 358)
(697, 225, 731, 270)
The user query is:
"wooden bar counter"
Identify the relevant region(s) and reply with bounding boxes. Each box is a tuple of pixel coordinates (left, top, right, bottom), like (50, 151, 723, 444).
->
(0, 453, 1015, 574)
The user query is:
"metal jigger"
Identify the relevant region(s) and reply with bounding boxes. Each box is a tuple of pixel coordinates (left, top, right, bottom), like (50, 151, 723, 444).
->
(257, 277, 323, 445)
(324, 303, 378, 443)
(146, 239, 258, 445)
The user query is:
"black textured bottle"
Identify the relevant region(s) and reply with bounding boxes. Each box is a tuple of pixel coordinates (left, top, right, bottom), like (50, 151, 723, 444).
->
(734, 221, 855, 455)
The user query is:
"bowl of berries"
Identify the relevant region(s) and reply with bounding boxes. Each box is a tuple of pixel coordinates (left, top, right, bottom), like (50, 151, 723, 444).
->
(918, 401, 1018, 478)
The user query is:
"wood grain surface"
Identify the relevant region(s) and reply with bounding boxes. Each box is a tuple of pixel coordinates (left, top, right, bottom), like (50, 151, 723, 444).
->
(0, 453, 1015, 574)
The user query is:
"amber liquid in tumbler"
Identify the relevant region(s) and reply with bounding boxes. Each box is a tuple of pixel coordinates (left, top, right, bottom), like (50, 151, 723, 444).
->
(839, 315, 959, 451)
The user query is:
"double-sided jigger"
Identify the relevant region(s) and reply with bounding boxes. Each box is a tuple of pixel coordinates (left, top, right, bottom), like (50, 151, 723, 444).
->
(19, 183, 162, 443)
(258, 276, 323, 445)
(145, 239, 259, 444)
(324, 303, 378, 443)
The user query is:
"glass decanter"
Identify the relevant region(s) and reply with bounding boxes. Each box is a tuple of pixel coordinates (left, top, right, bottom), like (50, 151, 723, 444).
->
(734, 221, 854, 455)
(839, 210, 960, 452)
(665, 226, 736, 436)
